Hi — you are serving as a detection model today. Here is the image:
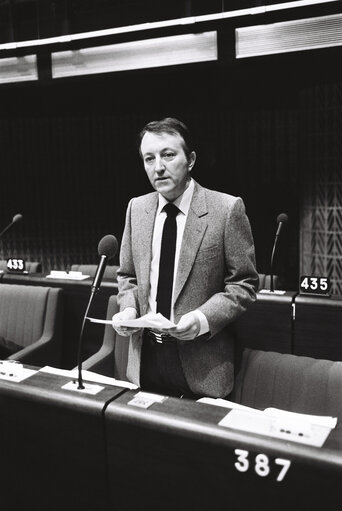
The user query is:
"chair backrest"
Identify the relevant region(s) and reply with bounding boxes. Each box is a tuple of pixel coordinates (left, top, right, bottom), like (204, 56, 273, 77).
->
(231, 348, 342, 418)
(0, 284, 51, 348)
(0, 284, 63, 366)
(71, 264, 118, 281)
(0, 260, 42, 273)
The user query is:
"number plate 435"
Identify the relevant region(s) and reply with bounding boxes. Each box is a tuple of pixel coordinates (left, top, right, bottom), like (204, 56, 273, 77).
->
(299, 276, 330, 296)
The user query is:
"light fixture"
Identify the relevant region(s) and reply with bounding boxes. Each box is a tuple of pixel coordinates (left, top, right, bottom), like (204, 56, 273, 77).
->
(0, 55, 38, 84)
(51, 31, 217, 78)
(236, 12, 342, 58)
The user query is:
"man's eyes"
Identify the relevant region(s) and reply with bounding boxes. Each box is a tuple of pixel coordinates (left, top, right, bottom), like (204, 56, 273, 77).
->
(145, 156, 155, 164)
(163, 152, 175, 159)
(144, 152, 176, 164)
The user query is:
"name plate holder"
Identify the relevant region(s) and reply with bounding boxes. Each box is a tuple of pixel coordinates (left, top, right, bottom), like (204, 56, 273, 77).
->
(219, 409, 332, 447)
(6, 258, 27, 274)
(299, 275, 331, 297)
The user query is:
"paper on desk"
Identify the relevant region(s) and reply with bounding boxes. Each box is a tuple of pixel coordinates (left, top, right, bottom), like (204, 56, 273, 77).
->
(88, 312, 176, 329)
(198, 399, 337, 429)
(40, 366, 138, 389)
(197, 397, 264, 415)
(264, 408, 337, 429)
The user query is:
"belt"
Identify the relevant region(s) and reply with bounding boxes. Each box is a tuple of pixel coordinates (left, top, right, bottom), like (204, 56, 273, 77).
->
(145, 329, 174, 344)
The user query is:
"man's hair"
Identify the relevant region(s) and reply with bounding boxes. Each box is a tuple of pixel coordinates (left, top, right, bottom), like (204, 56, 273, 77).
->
(138, 117, 194, 160)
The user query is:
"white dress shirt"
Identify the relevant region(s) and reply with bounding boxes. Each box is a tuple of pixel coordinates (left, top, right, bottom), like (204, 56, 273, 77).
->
(147, 179, 209, 336)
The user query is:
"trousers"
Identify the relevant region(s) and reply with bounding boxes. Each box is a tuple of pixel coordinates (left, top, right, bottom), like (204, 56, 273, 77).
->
(140, 330, 196, 398)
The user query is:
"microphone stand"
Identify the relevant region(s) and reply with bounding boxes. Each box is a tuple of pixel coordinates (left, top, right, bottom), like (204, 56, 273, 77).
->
(76, 254, 107, 389)
(76, 288, 97, 389)
(270, 235, 279, 293)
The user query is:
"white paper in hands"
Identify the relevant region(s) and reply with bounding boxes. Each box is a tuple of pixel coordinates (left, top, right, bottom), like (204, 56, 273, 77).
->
(87, 312, 176, 330)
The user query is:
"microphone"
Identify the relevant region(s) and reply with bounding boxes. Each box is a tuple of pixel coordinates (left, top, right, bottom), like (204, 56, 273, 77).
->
(91, 234, 119, 292)
(77, 234, 118, 390)
(0, 213, 23, 238)
(270, 213, 288, 292)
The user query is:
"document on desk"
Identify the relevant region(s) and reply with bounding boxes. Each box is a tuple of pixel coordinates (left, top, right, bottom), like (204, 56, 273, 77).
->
(218, 405, 337, 447)
(88, 312, 176, 329)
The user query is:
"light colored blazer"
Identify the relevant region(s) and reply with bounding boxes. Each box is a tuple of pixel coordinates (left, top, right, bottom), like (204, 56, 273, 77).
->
(117, 180, 259, 397)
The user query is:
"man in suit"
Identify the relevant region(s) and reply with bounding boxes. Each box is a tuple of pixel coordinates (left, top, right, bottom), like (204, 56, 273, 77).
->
(112, 117, 258, 398)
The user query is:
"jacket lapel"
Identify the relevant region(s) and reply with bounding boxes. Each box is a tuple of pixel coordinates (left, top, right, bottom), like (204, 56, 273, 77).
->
(138, 193, 158, 314)
(173, 182, 208, 305)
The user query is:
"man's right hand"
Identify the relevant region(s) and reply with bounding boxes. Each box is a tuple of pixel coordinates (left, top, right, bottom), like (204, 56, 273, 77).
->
(112, 307, 140, 337)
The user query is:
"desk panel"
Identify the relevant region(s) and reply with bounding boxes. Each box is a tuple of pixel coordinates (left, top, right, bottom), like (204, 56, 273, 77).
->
(0, 369, 125, 511)
(234, 291, 297, 354)
(294, 295, 342, 360)
(1, 273, 118, 368)
(105, 391, 342, 511)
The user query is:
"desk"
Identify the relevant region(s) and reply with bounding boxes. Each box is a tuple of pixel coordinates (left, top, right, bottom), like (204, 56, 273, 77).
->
(105, 392, 342, 511)
(0, 273, 118, 368)
(293, 295, 342, 361)
(0, 367, 126, 511)
(234, 291, 297, 354)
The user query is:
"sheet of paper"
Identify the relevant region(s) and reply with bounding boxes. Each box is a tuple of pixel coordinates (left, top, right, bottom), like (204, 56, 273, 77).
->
(46, 272, 90, 280)
(219, 408, 333, 447)
(264, 407, 337, 429)
(0, 367, 37, 383)
(88, 312, 176, 329)
(40, 366, 138, 389)
(197, 397, 264, 415)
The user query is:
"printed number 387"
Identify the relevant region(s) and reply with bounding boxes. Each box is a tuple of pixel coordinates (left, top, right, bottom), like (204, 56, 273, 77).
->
(234, 449, 291, 482)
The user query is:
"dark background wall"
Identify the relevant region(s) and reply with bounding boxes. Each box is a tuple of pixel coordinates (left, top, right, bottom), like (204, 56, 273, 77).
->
(0, 2, 342, 293)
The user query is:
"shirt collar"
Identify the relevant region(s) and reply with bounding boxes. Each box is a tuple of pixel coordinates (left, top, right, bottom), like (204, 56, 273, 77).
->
(157, 178, 194, 216)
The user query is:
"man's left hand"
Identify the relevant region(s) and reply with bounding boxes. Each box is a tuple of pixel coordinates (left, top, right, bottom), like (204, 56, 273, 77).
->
(164, 312, 201, 341)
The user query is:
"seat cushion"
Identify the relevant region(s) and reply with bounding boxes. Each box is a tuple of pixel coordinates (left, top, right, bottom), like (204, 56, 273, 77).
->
(0, 337, 22, 358)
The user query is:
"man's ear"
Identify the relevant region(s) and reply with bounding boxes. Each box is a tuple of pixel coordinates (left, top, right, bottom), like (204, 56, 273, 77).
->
(188, 151, 196, 171)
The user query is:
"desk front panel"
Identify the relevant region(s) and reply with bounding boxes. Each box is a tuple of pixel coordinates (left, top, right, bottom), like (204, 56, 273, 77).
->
(293, 295, 342, 361)
(234, 291, 296, 354)
(105, 392, 342, 511)
(0, 369, 125, 511)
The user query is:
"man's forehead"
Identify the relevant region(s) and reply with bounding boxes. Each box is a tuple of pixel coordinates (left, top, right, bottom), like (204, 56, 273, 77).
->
(141, 131, 184, 152)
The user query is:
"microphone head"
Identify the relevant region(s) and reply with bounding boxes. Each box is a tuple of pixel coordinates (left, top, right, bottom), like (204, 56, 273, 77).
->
(12, 213, 23, 224)
(98, 234, 118, 260)
(277, 213, 288, 224)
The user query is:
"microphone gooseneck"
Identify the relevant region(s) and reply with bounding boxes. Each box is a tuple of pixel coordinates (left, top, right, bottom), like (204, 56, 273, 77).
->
(77, 234, 118, 389)
(270, 213, 288, 292)
(0, 213, 23, 238)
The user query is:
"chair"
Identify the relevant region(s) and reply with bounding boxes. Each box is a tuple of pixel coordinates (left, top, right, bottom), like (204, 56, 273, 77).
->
(230, 348, 342, 417)
(0, 284, 63, 367)
(0, 260, 42, 273)
(71, 264, 118, 281)
(80, 294, 128, 379)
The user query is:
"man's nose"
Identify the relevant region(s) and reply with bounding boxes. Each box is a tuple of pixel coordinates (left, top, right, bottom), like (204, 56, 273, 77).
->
(155, 156, 165, 173)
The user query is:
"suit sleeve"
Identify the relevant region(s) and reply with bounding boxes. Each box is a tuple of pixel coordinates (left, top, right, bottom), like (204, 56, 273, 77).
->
(116, 198, 140, 313)
(198, 197, 259, 337)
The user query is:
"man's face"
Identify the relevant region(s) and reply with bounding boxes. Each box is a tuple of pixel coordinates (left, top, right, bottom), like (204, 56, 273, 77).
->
(140, 131, 195, 201)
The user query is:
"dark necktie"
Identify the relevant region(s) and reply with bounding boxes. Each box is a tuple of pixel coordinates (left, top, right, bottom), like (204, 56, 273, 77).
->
(156, 202, 179, 319)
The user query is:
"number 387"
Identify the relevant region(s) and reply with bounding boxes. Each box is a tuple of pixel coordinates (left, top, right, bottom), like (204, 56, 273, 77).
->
(234, 449, 291, 482)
